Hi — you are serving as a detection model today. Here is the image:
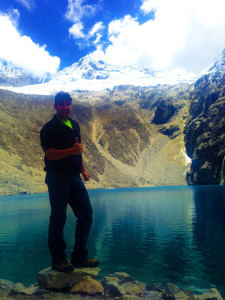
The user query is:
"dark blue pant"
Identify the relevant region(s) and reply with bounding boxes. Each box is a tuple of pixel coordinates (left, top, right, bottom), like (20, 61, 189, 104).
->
(45, 172, 93, 263)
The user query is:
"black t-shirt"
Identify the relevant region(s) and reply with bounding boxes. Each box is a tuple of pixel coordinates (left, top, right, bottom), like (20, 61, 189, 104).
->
(40, 114, 82, 174)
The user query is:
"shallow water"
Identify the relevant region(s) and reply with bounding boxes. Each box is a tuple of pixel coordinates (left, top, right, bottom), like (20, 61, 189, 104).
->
(0, 185, 225, 295)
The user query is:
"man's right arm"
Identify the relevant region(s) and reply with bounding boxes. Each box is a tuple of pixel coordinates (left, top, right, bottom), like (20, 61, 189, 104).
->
(46, 137, 83, 161)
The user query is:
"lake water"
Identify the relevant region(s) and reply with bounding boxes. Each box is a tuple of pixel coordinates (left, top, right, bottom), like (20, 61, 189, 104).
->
(0, 186, 225, 296)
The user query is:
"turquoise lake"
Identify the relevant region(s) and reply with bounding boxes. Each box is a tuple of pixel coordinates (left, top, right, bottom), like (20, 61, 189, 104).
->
(0, 185, 225, 296)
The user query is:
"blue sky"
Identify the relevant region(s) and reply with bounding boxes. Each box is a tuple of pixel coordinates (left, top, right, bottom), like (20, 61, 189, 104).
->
(0, 0, 225, 78)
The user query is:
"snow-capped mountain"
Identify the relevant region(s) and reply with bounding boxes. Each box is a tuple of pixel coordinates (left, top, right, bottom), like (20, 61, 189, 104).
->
(207, 49, 225, 73)
(0, 62, 46, 87)
(0, 55, 199, 95)
(0, 63, 24, 78)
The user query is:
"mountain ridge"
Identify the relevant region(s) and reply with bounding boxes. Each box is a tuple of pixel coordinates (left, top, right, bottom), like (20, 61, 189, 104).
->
(2, 48, 225, 95)
(0, 55, 198, 95)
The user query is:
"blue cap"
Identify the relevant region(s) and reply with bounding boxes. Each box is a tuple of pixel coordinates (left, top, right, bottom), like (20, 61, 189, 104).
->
(55, 91, 72, 103)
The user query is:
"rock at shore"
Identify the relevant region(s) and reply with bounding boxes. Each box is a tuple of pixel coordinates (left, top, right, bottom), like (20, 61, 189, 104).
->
(100, 272, 146, 297)
(195, 288, 223, 300)
(0, 279, 15, 297)
(37, 266, 100, 289)
(1, 270, 224, 299)
(69, 275, 104, 295)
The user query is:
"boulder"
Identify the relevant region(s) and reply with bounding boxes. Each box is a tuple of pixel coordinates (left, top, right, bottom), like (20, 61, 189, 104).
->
(107, 272, 134, 282)
(146, 282, 163, 292)
(101, 276, 126, 297)
(162, 291, 175, 300)
(181, 288, 195, 299)
(13, 284, 50, 296)
(194, 288, 223, 300)
(120, 281, 144, 295)
(101, 272, 146, 297)
(0, 279, 14, 297)
(165, 282, 180, 295)
(69, 275, 104, 295)
(11, 282, 26, 292)
(37, 266, 100, 289)
(145, 290, 163, 300)
(135, 280, 147, 292)
(0, 279, 49, 297)
(174, 291, 191, 300)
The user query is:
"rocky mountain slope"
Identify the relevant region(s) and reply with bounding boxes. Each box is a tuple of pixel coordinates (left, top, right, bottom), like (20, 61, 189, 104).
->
(0, 84, 191, 196)
(184, 52, 225, 185)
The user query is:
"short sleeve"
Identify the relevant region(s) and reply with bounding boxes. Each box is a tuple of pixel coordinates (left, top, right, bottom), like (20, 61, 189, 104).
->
(40, 124, 56, 152)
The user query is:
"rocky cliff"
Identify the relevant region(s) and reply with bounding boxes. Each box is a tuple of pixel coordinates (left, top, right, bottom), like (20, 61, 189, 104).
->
(184, 62, 225, 185)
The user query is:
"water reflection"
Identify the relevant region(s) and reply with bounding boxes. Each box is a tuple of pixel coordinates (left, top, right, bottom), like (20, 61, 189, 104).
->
(86, 187, 196, 285)
(192, 186, 225, 289)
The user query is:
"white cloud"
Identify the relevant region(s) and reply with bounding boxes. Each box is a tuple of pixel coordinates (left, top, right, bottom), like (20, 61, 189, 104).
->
(69, 21, 104, 48)
(6, 9, 20, 26)
(15, 0, 35, 11)
(65, 0, 100, 23)
(91, 0, 225, 73)
(0, 13, 60, 77)
(93, 33, 102, 45)
(89, 22, 104, 37)
(69, 22, 85, 38)
(69, 21, 104, 41)
(66, 0, 104, 47)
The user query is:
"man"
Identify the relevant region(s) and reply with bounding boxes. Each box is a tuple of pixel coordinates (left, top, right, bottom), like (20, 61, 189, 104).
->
(40, 91, 99, 272)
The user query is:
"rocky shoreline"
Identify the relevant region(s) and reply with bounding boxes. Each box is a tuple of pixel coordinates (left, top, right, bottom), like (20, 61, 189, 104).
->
(0, 267, 223, 300)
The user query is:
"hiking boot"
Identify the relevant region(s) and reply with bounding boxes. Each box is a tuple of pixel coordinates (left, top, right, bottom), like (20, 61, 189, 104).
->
(52, 259, 75, 273)
(72, 258, 99, 268)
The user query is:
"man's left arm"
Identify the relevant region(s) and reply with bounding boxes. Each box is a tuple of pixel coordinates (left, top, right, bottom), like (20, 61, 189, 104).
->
(82, 162, 90, 181)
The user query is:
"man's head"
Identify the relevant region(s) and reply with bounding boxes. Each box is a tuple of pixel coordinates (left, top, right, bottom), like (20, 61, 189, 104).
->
(55, 91, 72, 104)
(54, 91, 72, 120)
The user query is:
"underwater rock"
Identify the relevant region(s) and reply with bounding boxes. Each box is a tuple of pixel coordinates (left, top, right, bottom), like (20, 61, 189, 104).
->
(194, 288, 223, 300)
(107, 272, 134, 282)
(120, 281, 144, 295)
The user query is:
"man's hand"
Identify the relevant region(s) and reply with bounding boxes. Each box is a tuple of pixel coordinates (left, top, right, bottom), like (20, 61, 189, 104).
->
(71, 137, 83, 155)
(45, 137, 83, 161)
(82, 170, 91, 181)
